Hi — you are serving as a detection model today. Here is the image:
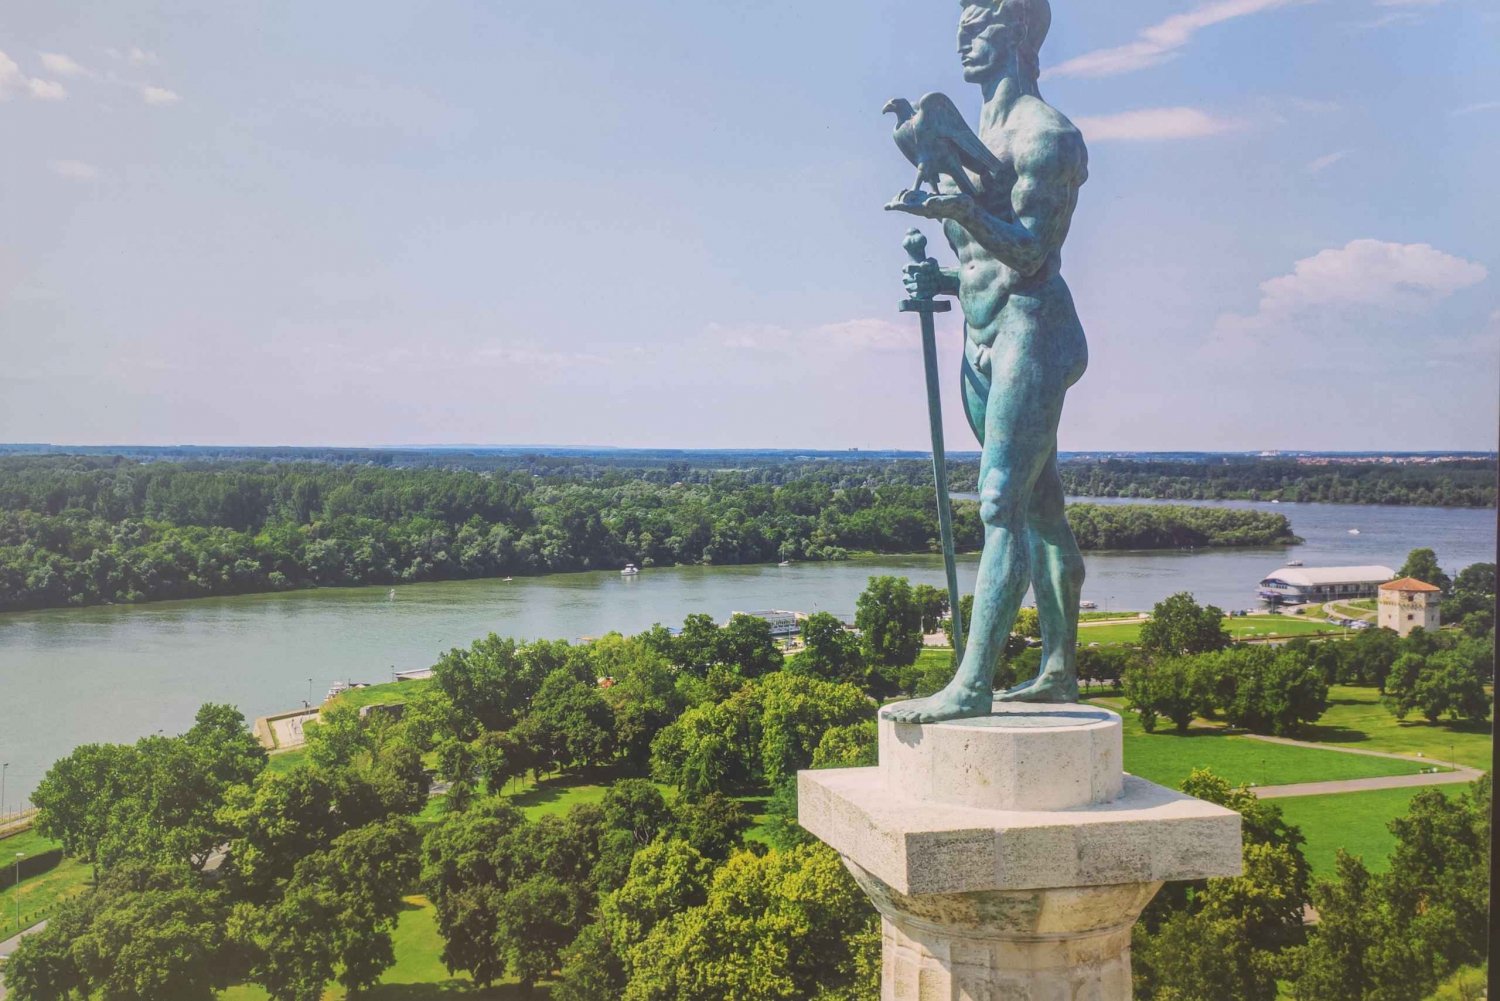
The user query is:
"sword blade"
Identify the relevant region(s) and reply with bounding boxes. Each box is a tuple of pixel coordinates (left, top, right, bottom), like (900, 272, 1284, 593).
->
(917, 310, 965, 660)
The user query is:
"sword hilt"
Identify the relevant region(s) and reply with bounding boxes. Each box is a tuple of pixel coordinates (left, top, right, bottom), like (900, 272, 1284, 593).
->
(901, 228, 950, 313)
(903, 228, 930, 265)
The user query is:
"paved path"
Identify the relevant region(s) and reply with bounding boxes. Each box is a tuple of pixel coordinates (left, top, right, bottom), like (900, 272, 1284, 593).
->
(1245, 732, 1483, 799)
(0, 920, 47, 1000)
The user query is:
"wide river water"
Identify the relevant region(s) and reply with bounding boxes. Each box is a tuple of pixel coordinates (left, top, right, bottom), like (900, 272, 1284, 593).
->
(0, 497, 1493, 805)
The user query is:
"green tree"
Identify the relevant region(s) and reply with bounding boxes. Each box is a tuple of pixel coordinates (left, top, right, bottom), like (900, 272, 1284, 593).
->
(720, 614, 784, 678)
(911, 583, 949, 633)
(1384, 648, 1492, 723)
(674, 613, 724, 676)
(1122, 657, 1201, 732)
(531, 669, 617, 770)
(7, 865, 234, 1001)
(855, 575, 923, 668)
(31, 742, 144, 875)
(618, 844, 877, 1001)
(796, 611, 865, 686)
(1396, 547, 1451, 593)
(1139, 592, 1230, 659)
(420, 799, 529, 987)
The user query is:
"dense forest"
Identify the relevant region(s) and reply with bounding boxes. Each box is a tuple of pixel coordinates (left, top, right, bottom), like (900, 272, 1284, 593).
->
(1058, 457, 1497, 507)
(0, 456, 1296, 612)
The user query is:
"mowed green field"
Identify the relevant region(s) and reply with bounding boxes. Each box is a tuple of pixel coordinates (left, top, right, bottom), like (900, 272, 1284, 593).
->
(1275, 786, 1430, 876)
(0, 827, 92, 940)
(218, 896, 546, 1000)
(1077, 615, 1344, 646)
(1304, 685, 1493, 770)
(1086, 697, 1426, 790)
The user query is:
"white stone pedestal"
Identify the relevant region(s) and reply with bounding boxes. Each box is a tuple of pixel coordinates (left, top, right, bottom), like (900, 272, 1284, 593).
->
(798, 701, 1242, 1001)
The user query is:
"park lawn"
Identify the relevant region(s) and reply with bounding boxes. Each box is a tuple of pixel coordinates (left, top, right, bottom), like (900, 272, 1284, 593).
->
(1274, 786, 1429, 875)
(1076, 615, 1340, 647)
(219, 896, 548, 1000)
(1087, 697, 1425, 790)
(330, 677, 435, 712)
(1303, 685, 1493, 770)
(264, 745, 309, 774)
(0, 852, 91, 941)
(498, 770, 677, 821)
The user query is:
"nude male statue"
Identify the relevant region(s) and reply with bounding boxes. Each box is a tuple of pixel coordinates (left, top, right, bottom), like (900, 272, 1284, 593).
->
(885, 0, 1089, 722)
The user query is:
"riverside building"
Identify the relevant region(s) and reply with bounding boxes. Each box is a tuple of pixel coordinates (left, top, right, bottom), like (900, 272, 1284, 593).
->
(1255, 565, 1395, 605)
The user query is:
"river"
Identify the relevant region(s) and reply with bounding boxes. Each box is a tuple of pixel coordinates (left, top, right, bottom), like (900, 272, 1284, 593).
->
(0, 497, 1492, 806)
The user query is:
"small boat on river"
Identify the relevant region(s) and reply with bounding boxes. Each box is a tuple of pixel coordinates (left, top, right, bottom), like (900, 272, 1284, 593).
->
(621, 564, 641, 576)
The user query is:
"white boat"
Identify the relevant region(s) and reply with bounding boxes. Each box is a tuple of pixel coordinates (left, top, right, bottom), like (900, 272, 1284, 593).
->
(1285, 560, 1304, 567)
(502, 577, 513, 582)
(1079, 601, 1097, 610)
(621, 564, 641, 576)
(1348, 529, 1361, 535)
(778, 560, 791, 567)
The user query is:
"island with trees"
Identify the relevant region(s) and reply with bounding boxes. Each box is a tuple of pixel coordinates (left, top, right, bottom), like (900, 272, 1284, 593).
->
(0, 455, 1299, 613)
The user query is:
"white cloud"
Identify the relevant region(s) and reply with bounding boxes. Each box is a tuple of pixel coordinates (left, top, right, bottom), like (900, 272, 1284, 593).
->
(1452, 100, 1500, 117)
(49, 160, 100, 180)
(1373, 0, 1446, 6)
(38, 52, 89, 77)
(128, 47, 159, 66)
(0, 49, 66, 101)
(140, 84, 180, 105)
(715, 318, 916, 354)
(1210, 240, 1488, 349)
(1047, 0, 1303, 79)
(28, 78, 67, 100)
(1072, 107, 1243, 142)
(1307, 150, 1352, 173)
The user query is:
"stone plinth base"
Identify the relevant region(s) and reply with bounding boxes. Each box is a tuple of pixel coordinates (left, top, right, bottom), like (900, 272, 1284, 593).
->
(798, 701, 1242, 1000)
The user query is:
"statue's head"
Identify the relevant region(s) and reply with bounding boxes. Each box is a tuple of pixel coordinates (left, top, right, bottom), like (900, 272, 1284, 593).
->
(957, 0, 1050, 84)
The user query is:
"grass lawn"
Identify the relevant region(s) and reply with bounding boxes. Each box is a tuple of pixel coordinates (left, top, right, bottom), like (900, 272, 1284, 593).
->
(1274, 786, 1429, 875)
(1076, 615, 1342, 646)
(330, 677, 435, 712)
(0, 826, 92, 939)
(219, 896, 549, 1000)
(493, 770, 677, 822)
(1302, 686, 1493, 770)
(1087, 697, 1426, 790)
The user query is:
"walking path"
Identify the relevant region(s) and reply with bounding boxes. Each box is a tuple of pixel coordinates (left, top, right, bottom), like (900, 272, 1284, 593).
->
(1245, 732, 1483, 799)
(0, 920, 47, 1000)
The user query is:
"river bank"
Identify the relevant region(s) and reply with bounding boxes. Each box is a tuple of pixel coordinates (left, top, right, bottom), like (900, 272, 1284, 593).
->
(0, 497, 1492, 807)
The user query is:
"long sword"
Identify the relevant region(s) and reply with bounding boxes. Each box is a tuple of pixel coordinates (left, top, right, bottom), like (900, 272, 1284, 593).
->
(900, 228, 965, 659)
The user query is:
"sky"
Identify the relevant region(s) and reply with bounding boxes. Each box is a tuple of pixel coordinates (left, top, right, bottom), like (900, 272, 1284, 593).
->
(1, 0, 1497, 452)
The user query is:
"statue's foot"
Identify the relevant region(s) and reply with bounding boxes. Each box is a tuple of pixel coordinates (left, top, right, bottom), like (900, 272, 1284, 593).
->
(996, 668, 1078, 704)
(882, 679, 993, 724)
(1000, 674, 1040, 697)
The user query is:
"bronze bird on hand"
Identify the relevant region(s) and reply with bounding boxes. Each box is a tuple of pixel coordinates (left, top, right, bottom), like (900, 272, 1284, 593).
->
(884, 93, 1004, 200)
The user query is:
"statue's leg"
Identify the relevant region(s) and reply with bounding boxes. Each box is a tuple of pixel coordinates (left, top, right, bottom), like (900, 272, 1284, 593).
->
(885, 333, 1054, 723)
(1006, 451, 1084, 702)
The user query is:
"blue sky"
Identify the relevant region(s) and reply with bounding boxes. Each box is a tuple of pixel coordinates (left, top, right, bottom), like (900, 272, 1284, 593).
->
(1, 0, 1496, 451)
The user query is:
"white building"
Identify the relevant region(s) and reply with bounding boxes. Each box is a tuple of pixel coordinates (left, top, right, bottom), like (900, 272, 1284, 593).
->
(731, 609, 804, 638)
(1256, 565, 1395, 605)
(1377, 578, 1443, 636)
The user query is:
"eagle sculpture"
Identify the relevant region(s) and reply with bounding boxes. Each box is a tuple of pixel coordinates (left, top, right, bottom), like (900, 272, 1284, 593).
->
(884, 93, 1004, 199)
